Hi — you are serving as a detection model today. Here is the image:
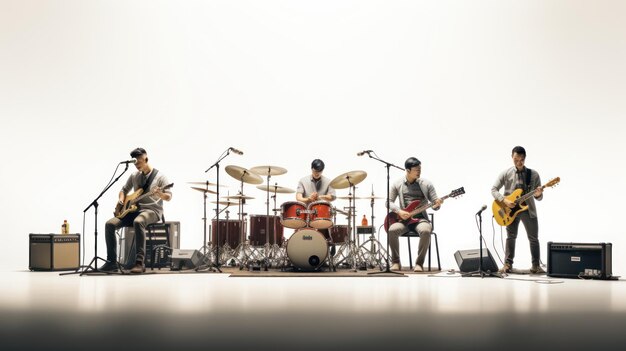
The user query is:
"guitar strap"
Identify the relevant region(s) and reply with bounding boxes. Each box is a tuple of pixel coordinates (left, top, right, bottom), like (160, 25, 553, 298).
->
(142, 169, 159, 193)
(524, 168, 532, 194)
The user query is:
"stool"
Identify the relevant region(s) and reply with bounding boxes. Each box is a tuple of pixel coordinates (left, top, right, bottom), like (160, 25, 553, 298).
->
(147, 215, 171, 270)
(402, 213, 441, 271)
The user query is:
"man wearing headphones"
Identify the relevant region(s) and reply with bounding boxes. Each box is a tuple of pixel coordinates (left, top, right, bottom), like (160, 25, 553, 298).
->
(99, 147, 172, 274)
(386, 157, 443, 272)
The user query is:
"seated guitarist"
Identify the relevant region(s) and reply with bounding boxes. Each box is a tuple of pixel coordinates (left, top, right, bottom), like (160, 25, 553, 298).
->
(491, 146, 544, 274)
(387, 157, 443, 272)
(100, 147, 172, 274)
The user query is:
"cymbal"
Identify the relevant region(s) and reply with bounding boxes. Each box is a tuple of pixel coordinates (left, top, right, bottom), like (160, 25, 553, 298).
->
(256, 184, 295, 194)
(249, 165, 288, 176)
(329, 170, 367, 189)
(187, 181, 226, 187)
(222, 194, 255, 200)
(211, 201, 240, 207)
(336, 195, 383, 200)
(225, 165, 263, 185)
(190, 187, 217, 194)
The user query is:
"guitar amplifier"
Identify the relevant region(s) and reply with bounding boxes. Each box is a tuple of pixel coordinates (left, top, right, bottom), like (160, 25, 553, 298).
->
(29, 234, 80, 271)
(547, 242, 613, 279)
(120, 221, 180, 268)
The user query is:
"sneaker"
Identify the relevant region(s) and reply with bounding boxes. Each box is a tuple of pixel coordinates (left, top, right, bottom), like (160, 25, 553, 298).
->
(130, 262, 145, 274)
(391, 263, 401, 271)
(530, 264, 546, 274)
(99, 261, 119, 273)
(413, 264, 424, 272)
(499, 262, 512, 274)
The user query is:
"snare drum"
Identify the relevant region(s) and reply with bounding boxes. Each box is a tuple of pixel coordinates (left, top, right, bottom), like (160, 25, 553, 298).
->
(286, 228, 329, 271)
(280, 201, 307, 229)
(308, 201, 333, 229)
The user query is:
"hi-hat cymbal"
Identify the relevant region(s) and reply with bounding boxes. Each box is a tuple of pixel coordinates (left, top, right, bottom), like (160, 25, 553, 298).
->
(211, 201, 240, 207)
(249, 165, 288, 176)
(329, 170, 367, 189)
(225, 165, 263, 185)
(187, 181, 226, 187)
(256, 184, 295, 194)
(222, 194, 255, 200)
(336, 195, 383, 200)
(190, 187, 218, 194)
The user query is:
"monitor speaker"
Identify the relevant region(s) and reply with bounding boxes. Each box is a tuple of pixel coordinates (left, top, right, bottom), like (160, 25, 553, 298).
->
(454, 248, 499, 273)
(171, 249, 203, 270)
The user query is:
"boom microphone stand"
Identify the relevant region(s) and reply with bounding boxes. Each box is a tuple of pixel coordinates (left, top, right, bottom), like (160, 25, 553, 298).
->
(62, 162, 131, 276)
(364, 151, 405, 276)
(462, 206, 501, 278)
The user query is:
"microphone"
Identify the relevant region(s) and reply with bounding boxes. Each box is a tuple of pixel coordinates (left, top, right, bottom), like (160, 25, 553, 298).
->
(476, 204, 487, 215)
(229, 147, 244, 155)
(357, 150, 372, 156)
(120, 159, 137, 164)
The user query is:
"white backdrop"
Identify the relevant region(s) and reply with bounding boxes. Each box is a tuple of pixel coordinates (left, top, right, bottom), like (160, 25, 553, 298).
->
(1, 0, 625, 272)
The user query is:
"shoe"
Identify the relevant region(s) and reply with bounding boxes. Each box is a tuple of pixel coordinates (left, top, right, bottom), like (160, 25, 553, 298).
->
(530, 264, 546, 274)
(391, 263, 401, 271)
(413, 264, 424, 272)
(499, 262, 512, 274)
(130, 262, 145, 274)
(99, 261, 118, 273)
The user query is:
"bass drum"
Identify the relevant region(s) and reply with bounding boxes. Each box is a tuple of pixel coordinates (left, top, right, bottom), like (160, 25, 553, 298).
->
(286, 228, 329, 271)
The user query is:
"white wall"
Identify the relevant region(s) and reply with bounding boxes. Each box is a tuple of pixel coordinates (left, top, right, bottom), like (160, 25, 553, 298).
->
(1, 0, 625, 272)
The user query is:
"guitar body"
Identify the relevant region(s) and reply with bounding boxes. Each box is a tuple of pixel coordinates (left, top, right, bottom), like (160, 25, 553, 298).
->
(383, 200, 424, 232)
(114, 189, 144, 219)
(492, 189, 529, 226)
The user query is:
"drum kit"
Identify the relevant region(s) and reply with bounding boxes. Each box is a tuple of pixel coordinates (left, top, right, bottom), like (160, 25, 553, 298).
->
(189, 166, 390, 272)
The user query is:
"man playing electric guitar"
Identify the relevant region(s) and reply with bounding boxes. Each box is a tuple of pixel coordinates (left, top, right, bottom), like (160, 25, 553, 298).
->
(100, 147, 172, 274)
(491, 146, 545, 275)
(386, 157, 443, 272)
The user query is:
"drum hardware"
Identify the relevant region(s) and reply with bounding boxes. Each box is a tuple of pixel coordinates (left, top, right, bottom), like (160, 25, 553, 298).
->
(188, 180, 222, 272)
(356, 188, 388, 270)
(250, 165, 289, 270)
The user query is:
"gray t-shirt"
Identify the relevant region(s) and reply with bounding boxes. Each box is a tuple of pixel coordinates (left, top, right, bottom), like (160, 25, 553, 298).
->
(297, 175, 336, 200)
(121, 169, 172, 219)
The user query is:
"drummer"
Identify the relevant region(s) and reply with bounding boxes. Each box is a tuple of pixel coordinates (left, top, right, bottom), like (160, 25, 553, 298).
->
(296, 159, 336, 205)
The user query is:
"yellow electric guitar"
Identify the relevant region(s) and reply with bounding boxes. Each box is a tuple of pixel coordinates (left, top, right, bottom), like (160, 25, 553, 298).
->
(114, 183, 174, 219)
(492, 177, 559, 226)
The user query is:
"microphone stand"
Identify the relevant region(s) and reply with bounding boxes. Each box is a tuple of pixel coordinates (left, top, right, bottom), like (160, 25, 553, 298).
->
(201, 148, 235, 273)
(462, 209, 501, 278)
(365, 152, 405, 276)
(61, 162, 131, 276)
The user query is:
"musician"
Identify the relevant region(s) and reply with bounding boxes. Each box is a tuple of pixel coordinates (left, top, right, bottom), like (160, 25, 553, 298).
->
(386, 157, 442, 272)
(296, 159, 336, 204)
(99, 147, 172, 274)
(491, 146, 544, 274)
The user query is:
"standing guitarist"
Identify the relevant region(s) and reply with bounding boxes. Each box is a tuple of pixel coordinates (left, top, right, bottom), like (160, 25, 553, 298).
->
(491, 146, 544, 274)
(386, 157, 443, 272)
(100, 147, 172, 274)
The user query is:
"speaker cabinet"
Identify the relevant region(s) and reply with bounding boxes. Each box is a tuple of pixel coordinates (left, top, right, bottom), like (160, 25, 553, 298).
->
(29, 234, 80, 271)
(454, 248, 499, 273)
(547, 242, 613, 279)
(120, 221, 180, 267)
(170, 249, 203, 270)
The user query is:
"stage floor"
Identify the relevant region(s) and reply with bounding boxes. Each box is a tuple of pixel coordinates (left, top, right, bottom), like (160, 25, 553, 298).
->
(1, 268, 625, 351)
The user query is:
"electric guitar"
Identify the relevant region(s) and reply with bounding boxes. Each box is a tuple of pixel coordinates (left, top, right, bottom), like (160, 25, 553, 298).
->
(492, 177, 560, 226)
(114, 183, 174, 219)
(383, 187, 465, 232)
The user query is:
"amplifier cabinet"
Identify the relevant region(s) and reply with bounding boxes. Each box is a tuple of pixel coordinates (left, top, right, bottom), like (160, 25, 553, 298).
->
(121, 221, 180, 267)
(29, 234, 80, 271)
(547, 242, 612, 279)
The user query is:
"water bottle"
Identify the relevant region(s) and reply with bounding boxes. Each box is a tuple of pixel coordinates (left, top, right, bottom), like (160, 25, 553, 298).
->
(361, 215, 368, 226)
(61, 220, 69, 234)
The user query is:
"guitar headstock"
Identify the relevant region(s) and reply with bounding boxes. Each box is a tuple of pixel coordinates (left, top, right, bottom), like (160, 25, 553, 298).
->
(450, 187, 465, 198)
(545, 177, 560, 188)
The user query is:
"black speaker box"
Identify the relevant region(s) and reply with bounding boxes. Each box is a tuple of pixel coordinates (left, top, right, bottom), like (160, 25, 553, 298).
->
(170, 249, 203, 270)
(547, 242, 613, 279)
(29, 234, 80, 271)
(454, 248, 499, 273)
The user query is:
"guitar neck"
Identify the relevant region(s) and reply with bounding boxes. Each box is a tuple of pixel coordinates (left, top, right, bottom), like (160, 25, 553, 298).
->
(409, 194, 451, 216)
(515, 185, 544, 204)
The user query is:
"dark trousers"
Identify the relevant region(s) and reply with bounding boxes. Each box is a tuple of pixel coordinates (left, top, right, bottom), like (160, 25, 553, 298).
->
(505, 211, 540, 266)
(105, 210, 159, 264)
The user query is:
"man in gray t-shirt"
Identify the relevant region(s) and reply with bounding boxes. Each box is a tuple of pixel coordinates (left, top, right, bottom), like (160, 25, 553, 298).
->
(100, 147, 172, 274)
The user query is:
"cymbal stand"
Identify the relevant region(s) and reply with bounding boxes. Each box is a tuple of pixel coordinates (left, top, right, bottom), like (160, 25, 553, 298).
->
(333, 182, 363, 272)
(366, 151, 405, 276)
(358, 191, 387, 270)
(231, 175, 261, 270)
(195, 181, 216, 272)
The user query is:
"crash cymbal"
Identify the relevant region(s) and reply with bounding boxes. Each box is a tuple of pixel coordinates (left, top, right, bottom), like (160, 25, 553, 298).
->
(249, 165, 288, 176)
(187, 181, 226, 187)
(211, 201, 240, 207)
(256, 184, 296, 194)
(329, 170, 367, 189)
(222, 194, 255, 200)
(190, 187, 218, 194)
(225, 165, 263, 185)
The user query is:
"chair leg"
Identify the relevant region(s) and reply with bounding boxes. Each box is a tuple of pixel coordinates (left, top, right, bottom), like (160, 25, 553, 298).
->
(406, 237, 413, 270)
(433, 232, 441, 271)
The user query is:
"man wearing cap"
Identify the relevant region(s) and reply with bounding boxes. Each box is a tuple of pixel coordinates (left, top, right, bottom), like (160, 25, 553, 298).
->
(386, 157, 442, 272)
(100, 147, 172, 274)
